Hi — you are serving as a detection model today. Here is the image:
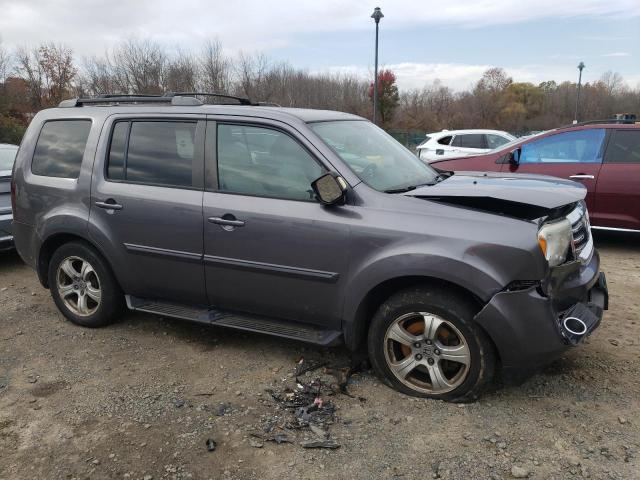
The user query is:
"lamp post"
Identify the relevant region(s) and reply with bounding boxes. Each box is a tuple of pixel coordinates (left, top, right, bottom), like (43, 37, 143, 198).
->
(371, 7, 384, 125)
(573, 61, 585, 124)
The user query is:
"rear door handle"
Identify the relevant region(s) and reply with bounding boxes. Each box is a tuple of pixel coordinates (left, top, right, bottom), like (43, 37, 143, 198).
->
(569, 174, 595, 180)
(208, 216, 245, 227)
(95, 200, 123, 210)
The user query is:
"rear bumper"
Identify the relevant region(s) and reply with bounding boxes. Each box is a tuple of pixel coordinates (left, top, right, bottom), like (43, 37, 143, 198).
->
(475, 251, 608, 382)
(0, 213, 13, 251)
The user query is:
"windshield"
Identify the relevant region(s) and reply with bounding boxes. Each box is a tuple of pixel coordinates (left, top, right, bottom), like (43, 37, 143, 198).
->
(0, 147, 18, 171)
(310, 120, 439, 192)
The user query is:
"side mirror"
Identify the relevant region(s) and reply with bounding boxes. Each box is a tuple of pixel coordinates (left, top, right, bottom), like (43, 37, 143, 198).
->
(509, 148, 521, 166)
(311, 172, 348, 206)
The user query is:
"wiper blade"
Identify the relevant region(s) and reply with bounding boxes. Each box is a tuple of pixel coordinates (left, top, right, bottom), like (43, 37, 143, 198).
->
(384, 185, 417, 193)
(384, 181, 441, 193)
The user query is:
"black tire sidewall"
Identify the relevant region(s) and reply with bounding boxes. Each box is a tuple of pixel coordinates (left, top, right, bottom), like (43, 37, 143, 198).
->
(48, 241, 123, 328)
(368, 287, 492, 401)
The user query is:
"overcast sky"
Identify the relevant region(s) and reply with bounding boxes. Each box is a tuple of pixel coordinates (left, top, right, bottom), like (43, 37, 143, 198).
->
(0, 0, 638, 90)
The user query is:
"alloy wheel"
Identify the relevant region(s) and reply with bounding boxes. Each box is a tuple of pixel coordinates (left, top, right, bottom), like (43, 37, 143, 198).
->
(383, 312, 471, 394)
(56, 256, 102, 317)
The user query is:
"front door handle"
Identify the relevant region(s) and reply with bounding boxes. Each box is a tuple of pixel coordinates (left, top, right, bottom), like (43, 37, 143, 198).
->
(95, 199, 123, 210)
(569, 174, 595, 180)
(208, 216, 245, 228)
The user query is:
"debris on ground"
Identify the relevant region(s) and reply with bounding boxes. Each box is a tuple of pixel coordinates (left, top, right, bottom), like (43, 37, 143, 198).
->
(205, 438, 217, 452)
(300, 438, 341, 449)
(252, 355, 367, 450)
(250, 432, 293, 444)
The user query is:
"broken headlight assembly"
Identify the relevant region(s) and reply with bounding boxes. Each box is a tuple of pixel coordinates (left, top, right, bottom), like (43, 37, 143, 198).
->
(538, 218, 572, 267)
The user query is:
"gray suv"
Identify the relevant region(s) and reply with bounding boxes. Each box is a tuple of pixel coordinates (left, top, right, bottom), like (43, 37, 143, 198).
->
(11, 93, 608, 402)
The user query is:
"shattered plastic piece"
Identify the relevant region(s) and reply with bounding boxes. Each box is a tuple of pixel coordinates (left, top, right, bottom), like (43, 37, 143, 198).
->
(214, 403, 229, 416)
(251, 432, 293, 444)
(300, 438, 340, 449)
(205, 438, 217, 452)
(309, 424, 327, 439)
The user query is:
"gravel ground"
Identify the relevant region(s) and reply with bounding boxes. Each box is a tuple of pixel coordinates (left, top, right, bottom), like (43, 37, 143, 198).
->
(0, 231, 639, 480)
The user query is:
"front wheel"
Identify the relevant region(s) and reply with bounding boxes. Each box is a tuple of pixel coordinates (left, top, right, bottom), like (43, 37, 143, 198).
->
(367, 286, 496, 402)
(48, 241, 124, 328)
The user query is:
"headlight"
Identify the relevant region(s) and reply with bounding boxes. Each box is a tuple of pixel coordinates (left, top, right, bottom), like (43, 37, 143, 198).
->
(538, 218, 572, 267)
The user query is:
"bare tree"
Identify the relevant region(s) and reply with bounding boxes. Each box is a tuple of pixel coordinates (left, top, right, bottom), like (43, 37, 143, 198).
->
(0, 39, 10, 85)
(165, 48, 198, 93)
(14, 43, 76, 108)
(600, 71, 625, 96)
(15, 46, 44, 109)
(199, 39, 231, 94)
(81, 55, 119, 95)
(109, 38, 167, 94)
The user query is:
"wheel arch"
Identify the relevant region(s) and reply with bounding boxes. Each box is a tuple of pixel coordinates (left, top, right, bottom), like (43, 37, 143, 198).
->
(345, 275, 488, 349)
(37, 232, 117, 289)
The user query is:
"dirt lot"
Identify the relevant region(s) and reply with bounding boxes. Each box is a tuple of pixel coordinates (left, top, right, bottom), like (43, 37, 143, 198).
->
(0, 231, 639, 480)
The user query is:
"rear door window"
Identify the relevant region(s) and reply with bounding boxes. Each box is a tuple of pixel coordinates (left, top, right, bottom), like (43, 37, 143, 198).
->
(520, 129, 606, 164)
(32, 120, 91, 178)
(451, 134, 486, 149)
(106, 121, 197, 188)
(604, 130, 640, 164)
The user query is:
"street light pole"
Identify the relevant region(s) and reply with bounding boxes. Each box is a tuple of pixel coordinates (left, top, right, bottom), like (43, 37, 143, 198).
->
(574, 61, 585, 124)
(371, 7, 384, 125)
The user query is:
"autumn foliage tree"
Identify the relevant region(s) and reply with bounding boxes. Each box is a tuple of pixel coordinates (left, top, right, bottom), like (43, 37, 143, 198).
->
(368, 69, 400, 126)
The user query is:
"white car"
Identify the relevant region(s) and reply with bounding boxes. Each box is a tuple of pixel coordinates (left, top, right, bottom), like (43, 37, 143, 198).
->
(416, 129, 516, 162)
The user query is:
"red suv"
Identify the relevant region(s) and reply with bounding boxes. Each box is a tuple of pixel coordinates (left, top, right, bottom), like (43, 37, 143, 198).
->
(430, 122, 640, 231)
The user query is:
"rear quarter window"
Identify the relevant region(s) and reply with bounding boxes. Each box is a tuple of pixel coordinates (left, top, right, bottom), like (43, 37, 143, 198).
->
(31, 120, 92, 178)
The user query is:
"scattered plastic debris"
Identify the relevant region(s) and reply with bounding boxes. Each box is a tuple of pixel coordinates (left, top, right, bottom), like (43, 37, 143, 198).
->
(300, 438, 341, 449)
(250, 432, 293, 444)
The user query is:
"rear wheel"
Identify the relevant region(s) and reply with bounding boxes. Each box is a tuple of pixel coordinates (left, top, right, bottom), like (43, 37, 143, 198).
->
(367, 286, 496, 402)
(48, 241, 124, 328)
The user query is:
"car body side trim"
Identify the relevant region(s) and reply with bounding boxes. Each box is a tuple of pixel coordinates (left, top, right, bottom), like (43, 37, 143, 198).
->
(124, 243, 203, 263)
(203, 254, 340, 282)
(591, 226, 640, 233)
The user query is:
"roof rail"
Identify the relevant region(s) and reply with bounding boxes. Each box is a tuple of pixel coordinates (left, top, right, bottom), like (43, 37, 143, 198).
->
(164, 92, 253, 105)
(59, 95, 203, 107)
(558, 118, 638, 129)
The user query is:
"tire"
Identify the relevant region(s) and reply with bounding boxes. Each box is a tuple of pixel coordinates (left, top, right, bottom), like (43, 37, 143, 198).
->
(367, 285, 496, 402)
(48, 241, 125, 328)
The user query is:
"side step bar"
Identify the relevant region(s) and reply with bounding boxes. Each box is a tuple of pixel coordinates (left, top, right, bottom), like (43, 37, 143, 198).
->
(126, 295, 343, 346)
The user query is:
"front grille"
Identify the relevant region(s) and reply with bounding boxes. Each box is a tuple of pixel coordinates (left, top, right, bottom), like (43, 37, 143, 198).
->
(572, 215, 590, 254)
(567, 203, 593, 262)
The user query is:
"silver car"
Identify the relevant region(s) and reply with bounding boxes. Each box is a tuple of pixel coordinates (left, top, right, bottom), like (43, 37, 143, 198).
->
(0, 143, 19, 251)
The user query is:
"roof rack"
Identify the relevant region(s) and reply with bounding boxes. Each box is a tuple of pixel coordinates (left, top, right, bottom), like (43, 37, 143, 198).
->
(59, 91, 255, 108)
(558, 118, 638, 129)
(164, 92, 253, 105)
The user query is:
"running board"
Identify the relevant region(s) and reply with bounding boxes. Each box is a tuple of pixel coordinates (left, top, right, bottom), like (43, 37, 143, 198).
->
(125, 295, 343, 346)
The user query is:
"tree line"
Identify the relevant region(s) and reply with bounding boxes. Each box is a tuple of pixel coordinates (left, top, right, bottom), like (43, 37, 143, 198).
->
(1, 38, 638, 144)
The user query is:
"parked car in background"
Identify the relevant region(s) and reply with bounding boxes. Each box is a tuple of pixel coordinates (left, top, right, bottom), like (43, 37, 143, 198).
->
(11, 94, 608, 402)
(430, 122, 640, 231)
(0, 143, 19, 251)
(416, 129, 516, 162)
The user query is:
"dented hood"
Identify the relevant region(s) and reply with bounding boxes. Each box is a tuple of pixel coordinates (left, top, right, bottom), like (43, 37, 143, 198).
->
(404, 171, 586, 219)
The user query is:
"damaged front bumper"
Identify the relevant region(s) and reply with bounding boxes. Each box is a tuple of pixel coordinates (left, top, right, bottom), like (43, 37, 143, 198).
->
(474, 250, 608, 382)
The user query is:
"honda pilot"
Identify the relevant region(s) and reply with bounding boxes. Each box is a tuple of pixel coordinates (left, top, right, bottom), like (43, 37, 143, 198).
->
(11, 93, 608, 402)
